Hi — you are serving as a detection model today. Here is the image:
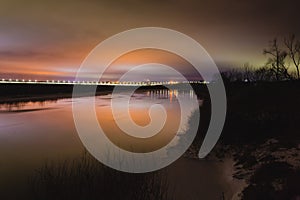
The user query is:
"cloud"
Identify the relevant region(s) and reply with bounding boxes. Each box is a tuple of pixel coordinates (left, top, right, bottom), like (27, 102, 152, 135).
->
(0, 0, 300, 79)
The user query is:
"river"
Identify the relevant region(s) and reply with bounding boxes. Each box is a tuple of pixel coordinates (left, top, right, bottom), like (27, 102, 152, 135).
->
(0, 89, 244, 199)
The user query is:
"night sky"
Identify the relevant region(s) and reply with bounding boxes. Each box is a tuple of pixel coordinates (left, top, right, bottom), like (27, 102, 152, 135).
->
(1, 0, 300, 80)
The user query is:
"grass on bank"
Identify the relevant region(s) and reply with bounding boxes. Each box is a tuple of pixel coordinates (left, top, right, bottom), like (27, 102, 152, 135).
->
(29, 151, 172, 200)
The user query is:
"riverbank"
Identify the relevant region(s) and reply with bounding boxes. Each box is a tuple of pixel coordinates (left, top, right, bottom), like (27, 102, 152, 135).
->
(15, 153, 246, 200)
(166, 156, 246, 200)
(0, 83, 192, 104)
(185, 80, 300, 199)
(0, 83, 111, 103)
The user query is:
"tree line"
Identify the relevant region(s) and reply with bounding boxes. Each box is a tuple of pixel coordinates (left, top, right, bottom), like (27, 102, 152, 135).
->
(221, 34, 300, 82)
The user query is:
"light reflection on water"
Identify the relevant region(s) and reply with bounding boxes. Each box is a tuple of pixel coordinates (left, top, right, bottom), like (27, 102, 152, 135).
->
(0, 89, 200, 184)
(96, 89, 199, 153)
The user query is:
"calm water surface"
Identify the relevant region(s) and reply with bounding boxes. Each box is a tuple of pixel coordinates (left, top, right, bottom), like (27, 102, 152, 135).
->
(0, 89, 242, 199)
(0, 89, 197, 179)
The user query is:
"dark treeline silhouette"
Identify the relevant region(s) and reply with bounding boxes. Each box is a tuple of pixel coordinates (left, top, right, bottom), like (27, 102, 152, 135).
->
(220, 35, 300, 83)
(0, 84, 168, 103)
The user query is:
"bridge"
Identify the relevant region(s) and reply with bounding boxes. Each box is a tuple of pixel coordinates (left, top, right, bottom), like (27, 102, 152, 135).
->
(0, 79, 209, 86)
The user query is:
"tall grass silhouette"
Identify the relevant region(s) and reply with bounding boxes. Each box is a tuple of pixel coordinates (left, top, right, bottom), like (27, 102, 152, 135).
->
(30, 151, 172, 200)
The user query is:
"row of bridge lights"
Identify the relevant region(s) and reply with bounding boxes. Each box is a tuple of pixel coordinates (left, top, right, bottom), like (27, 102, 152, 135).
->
(1, 79, 39, 82)
(0, 79, 208, 85)
(0, 79, 177, 85)
(0, 79, 100, 84)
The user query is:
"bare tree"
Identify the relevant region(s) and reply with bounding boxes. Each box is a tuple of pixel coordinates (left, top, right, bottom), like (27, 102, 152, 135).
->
(220, 69, 244, 82)
(263, 38, 290, 81)
(284, 34, 300, 79)
(254, 66, 274, 81)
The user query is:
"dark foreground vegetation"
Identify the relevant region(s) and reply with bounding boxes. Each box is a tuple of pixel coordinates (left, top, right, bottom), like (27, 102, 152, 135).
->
(30, 151, 171, 200)
(220, 81, 300, 200)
